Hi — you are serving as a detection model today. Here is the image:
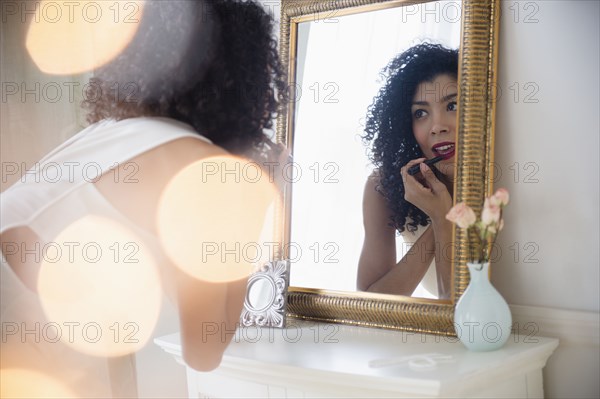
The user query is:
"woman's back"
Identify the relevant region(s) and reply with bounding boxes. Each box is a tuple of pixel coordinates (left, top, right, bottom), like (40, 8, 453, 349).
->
(0, 117, 237, 396)
(1, 1, 287, 395)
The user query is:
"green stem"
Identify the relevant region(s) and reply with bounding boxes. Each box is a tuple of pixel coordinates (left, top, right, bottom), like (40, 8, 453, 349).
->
(480, 225, 489, 263)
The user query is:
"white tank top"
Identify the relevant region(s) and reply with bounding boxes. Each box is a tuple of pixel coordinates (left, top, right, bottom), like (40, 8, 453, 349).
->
(0, 117, 212, 397)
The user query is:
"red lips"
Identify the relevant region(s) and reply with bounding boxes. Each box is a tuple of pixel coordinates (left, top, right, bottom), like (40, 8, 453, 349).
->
(431, 142, 455, 160)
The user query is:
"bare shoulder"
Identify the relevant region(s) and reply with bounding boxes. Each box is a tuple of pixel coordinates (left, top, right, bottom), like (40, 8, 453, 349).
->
(157, 136, 230, 164)
(362, 169, 395, 228)
(366, 168, 381, 183)
(121, 136, 231, 186)
(94, 135, 232, 233)
(363, 169, 384, 204)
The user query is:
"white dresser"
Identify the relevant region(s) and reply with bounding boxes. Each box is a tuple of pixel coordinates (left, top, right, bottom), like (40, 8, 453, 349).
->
(155, 320, 558, 398)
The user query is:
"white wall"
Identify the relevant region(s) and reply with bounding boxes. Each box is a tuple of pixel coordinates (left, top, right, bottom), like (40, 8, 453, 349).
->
(491, 1, 599, 398)
(492, 0, 599, 313)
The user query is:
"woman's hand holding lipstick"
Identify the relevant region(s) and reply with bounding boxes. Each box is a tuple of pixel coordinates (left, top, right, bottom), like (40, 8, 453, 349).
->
(408, 155, 444, 175)
(401, 158, 453, 224)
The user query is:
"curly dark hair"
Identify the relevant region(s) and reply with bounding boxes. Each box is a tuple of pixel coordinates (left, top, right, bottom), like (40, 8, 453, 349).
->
(363, 43, 459, 233)
(83, 0, 286, 158)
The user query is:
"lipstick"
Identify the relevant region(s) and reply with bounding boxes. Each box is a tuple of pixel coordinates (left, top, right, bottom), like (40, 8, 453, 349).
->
(408, 155, 444, 176)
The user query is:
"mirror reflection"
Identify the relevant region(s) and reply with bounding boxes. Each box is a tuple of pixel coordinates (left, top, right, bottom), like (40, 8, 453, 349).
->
(247, 278, 276, 311)
(289, 1, 461, 299)
(357, 46, 458, 300)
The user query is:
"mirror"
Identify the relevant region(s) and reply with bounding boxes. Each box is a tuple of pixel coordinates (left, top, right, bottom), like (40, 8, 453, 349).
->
(241, 260, 290, 328)
(277, 0, 500, 334)
(290, 2, 460, 299)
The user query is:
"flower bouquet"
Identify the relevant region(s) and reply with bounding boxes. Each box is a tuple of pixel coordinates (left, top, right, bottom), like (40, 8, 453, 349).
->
(446, 188, 509, 266)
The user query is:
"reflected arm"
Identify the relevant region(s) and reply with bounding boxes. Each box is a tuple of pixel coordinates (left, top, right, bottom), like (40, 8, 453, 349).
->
(357, 174, 431, 295)
(356, 174, 451, 298)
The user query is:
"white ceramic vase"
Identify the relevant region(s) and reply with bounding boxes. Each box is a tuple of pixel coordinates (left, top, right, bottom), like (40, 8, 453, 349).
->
(454, 262, 512, 351)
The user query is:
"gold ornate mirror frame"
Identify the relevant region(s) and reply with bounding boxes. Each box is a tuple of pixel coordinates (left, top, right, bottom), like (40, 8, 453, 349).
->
(276, 0, 500, 335)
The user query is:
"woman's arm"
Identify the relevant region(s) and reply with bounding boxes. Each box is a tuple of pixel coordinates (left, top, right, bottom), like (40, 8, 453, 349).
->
(357, 163, 453, 298)
(175, 271, 247, 371)
(95, 138, 274, 371)
(357, 173, 435, 295)
(161, 149, 276, 371)
(402, 160, 453, 298)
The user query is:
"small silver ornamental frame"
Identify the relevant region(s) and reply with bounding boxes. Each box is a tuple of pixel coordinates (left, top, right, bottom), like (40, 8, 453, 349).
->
(240, 260, 290, 328)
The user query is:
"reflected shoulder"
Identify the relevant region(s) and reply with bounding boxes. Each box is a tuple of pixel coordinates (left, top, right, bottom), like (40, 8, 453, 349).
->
(364, 170, 384, 200)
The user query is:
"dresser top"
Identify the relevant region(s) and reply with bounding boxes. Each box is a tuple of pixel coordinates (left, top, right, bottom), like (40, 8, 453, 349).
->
(155, 320, 558, 397)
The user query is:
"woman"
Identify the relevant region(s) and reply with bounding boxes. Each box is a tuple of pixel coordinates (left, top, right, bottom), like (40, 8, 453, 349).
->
(357, 43, 459, 299)
(0, 0, 286, 396)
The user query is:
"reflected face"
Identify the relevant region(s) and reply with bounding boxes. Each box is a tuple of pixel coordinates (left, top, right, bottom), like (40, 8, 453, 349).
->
(411, 74, 458, 178)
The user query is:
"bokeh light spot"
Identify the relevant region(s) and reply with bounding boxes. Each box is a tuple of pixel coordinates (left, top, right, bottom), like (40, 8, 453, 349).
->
(37, 215, 161, 357)
(26, 1, 145, 75)
(0, 368, 78, 398)
(157, 156, 280, 283)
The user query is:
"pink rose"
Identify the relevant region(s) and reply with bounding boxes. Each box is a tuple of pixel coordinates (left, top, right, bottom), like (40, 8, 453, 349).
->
(490, 188, 510, 207)
(481, 198, 501, 226)
(446, 202, 476, 229)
